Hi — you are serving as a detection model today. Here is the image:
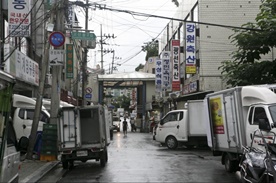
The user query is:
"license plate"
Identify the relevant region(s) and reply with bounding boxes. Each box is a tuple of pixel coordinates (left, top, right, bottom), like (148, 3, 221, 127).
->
(76, 150, 88, 157)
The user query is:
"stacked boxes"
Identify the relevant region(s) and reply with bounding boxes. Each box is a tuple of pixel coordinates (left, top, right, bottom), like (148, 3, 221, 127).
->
(40, 124, 58, 161)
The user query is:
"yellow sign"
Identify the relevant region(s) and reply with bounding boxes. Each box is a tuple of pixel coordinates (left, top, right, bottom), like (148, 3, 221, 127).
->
(186, 66, 196, 74)
(210, 97, 225, 134)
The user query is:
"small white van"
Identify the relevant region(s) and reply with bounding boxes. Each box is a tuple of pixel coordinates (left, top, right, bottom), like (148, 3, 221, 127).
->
(12, 94, 50, 140)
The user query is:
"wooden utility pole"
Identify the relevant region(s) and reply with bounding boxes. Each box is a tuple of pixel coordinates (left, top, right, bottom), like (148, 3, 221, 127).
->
(111, 51, 115, 74)
(50, 0, 65, 123)
(82, 0, 89, 106)
(100, 24, 103, 70)
(26, 0, 57, 159)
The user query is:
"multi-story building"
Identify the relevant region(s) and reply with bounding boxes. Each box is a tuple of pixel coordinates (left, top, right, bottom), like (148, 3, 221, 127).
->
(156, 0, 272, 111)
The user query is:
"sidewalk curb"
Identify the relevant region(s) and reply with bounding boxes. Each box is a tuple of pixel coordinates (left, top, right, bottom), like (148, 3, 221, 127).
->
(20, 161, 60, 183)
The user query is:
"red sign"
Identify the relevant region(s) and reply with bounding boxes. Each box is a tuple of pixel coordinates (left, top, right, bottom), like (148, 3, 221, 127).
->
(171, 40, 180, 91)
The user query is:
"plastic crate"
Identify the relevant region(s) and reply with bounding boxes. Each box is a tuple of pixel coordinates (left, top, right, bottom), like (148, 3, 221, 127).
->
(40, 149, 58, 155)
(43, 124, 58, 130)
(40, 155, 57, 161)
(43, 129, 57, 136)
(42, 134, 58, 141)
(41, 145, 58, 151)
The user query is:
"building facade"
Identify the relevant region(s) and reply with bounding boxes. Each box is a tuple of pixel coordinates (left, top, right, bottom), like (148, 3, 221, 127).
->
(156, 0, 272, 111)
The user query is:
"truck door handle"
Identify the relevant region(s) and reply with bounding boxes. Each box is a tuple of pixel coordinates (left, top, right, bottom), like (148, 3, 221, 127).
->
(177, 125, 179, 129)
(23, 124, 26, 129)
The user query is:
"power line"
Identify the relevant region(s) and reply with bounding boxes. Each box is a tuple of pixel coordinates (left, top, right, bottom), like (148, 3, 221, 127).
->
(93, 4, 262, 32)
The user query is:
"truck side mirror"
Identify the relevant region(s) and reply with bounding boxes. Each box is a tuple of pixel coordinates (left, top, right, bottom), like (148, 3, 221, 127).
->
(258, 119, 271, 131)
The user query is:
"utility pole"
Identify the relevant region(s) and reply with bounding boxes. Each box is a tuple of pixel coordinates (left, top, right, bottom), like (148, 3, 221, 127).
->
(50, 0, 65, 124)
(0, 0, 3, 69)
(26, 0, 57, 159)
(82, 0, 89, 106)
(111, 51, 115, 74)
(100, 24, 103, 70)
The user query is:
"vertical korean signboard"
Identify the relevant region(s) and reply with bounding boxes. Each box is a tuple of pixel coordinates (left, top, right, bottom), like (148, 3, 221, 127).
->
(171, 40, 180, 91)
(185, 23, 196, 74)
(162, 51, 171, 91)
(8, 0, 31, 37)
(68, 4, 75, 28)
(66, 44, 74, 79)
(155, 59, 162, 95)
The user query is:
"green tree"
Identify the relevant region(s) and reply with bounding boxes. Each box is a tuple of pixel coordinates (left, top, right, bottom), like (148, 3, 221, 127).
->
(220, 0, 276, 86)
(142, 39, 159, 61)
(111, 95, 131, 112)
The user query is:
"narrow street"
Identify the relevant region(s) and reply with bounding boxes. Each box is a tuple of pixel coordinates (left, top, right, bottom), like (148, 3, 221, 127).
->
(40, 130, 239, 183)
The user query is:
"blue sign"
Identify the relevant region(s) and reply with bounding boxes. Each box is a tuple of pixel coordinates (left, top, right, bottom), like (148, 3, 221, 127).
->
(49, 31, 65, 47)
(85, 93, 92, 99)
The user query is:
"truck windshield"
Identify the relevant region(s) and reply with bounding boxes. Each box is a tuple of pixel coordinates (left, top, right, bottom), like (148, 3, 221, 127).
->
(269, 105, 276, 123)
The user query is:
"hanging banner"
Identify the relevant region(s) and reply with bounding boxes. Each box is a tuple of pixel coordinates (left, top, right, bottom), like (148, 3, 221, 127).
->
(66, 44, 74, 79)
(15, 50, 39, 86)
(161, 51, 171, 91)
(8, 0, 31, 37)
(171, 40, 180, 91)
(155, 59, 162, 94)
(185, 22, 196, 74)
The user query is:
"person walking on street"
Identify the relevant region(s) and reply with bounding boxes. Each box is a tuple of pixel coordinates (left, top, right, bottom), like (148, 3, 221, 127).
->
(130, 117, 136, 132)
(123, 118, 128, 136)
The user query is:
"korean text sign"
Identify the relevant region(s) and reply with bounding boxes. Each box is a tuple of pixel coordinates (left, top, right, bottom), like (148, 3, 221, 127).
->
(185, 22, 196, 74)
(172, 40, 180, 91)
(8, 0, 31, 37)
(66, 44, 74, 79)
(162, 51, 171, 91)
(155, 59, 162, 93)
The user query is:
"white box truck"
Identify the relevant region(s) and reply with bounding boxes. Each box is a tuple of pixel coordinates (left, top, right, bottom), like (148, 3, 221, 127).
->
(155, 100, 207, 149)
(58, 105, 109, 169)
(204, 85, 276, 172)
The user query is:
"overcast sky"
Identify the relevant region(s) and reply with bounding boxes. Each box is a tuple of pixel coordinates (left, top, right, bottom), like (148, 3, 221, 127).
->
(74, 0, 179, 73)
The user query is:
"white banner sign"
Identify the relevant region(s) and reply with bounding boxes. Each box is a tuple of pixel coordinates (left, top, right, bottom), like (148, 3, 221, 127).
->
(155, 59, 162, 93)
(49, 49, 64, 66)
(185, 23, 196, 65)
(8, 0, 31, 37)
(162, 51, 171, 91)
(16, 50, 39, 86)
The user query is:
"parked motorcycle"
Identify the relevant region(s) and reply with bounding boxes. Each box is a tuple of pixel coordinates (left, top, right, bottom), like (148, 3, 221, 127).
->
(239, 119, 276, 183)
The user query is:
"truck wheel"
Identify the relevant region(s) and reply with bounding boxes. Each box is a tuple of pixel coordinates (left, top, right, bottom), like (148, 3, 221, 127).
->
(105, 149, 108, 162)
(166, 136, 178, 150)
(100, 151, 107, 167)
(62, 161, 68, 169)
(224, 154, 238, 172)
(69, 161, 74, 169)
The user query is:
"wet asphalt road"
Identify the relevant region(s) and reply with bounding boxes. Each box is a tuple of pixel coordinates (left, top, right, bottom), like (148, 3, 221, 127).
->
(46, 130, 239, 183)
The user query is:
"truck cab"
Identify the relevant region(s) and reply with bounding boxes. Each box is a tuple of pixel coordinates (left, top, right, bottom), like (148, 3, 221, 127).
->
(12, 94, 50, 141)
(155, 109, 187, 149)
